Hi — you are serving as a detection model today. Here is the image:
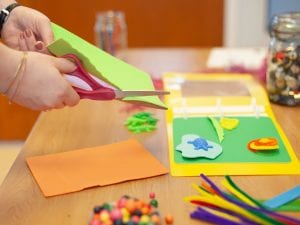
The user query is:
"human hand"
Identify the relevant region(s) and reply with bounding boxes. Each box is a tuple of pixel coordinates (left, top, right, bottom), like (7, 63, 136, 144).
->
(1, 5, 53, 53)
(5, 50, 80, 111)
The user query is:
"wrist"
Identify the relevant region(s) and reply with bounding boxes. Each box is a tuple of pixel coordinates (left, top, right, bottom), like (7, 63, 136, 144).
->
(0, 1, 20, 37)
(4, 51, 27, 101)
(0, 44, 23, 93)
(0, 0, 16, 9)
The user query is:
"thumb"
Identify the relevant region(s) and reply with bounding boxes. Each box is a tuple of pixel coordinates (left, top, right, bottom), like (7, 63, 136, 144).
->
(53, 57, 77, 74)
(37, 20, 54, 45)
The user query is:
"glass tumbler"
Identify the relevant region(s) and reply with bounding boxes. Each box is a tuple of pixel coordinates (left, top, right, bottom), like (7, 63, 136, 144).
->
(94, 11, 127, 57)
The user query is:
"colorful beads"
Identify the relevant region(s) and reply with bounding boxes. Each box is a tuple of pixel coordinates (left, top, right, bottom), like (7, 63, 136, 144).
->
(149, 192, 155, 199)
(150, 199, 158, 208)
(89, 193, 173, 225)
(165, 213, 174, 224)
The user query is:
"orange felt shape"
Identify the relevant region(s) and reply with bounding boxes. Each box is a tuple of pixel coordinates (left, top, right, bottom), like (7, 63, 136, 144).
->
(247, 138, 279, 150)
(26, 139, 168, 197)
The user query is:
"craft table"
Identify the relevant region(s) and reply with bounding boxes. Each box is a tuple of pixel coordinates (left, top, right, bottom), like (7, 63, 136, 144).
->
(0, 48, 299, 224)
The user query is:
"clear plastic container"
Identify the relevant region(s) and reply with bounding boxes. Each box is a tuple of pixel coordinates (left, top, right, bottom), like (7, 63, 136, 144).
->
(94, 11, 127, 57)
(267, 12, 300, 106)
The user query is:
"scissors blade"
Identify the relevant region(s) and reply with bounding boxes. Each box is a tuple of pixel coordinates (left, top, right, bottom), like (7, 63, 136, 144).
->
(114, 90, 170, 99)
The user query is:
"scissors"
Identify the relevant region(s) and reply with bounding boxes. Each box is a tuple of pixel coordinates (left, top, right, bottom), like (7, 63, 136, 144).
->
(63, 54, 169, 100)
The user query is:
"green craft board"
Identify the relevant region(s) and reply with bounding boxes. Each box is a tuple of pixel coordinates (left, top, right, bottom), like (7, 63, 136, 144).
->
(173, 116, 291, 163)
(47, 23, 167, 109)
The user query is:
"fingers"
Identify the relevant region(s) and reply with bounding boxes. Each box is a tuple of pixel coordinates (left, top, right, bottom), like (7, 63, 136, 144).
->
(18, 33, 27, 51)
(36, 19, 54, 45)
(19, 29, 49, 53)
(32, 85, 80, 110)
(51, 57, 81, 108)
(24, 30, 38, 51)
(62, 86, 80, 107)
(53, 57, 77, 74)
(48, 56, 80, 107)
(34, 41, 47, 53)
(46, 82, 80, 109)
(53, 57, 80, 107)
(51, 63, 80, 108)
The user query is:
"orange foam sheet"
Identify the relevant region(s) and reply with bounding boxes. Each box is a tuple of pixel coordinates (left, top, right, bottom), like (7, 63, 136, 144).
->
(26, 139, 168, 197)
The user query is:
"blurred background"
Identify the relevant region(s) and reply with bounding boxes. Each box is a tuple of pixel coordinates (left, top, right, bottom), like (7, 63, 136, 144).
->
(1, 0, 300, 140)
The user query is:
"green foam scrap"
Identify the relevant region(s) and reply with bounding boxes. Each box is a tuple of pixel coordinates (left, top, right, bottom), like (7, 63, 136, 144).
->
(125, 112, 158, 133)
(124, 117, 145, 126)
(208, 116, 224, 143)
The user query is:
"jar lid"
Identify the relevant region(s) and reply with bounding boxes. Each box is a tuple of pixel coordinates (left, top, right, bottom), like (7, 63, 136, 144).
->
(270, 12, 300, 34)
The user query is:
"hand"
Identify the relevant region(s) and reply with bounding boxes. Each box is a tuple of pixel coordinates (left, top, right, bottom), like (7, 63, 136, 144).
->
(1, 6, 53, 53)
(6, 51, 80, 111)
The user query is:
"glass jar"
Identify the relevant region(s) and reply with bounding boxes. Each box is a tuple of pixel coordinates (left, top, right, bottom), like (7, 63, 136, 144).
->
(94, 11, 127, 57)
(267, 12, 300, 106)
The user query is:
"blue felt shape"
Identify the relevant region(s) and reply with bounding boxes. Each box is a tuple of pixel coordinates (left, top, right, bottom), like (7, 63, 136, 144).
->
(176, 134, 222, 159)
(187, 137, 213, 151)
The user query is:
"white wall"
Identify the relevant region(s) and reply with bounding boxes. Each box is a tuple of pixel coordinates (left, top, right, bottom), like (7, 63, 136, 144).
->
(224, 0, 269, 47)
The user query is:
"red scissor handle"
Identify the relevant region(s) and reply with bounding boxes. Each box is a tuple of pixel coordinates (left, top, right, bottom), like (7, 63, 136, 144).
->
(62, 54, 116, 100)
(72, 87, 115, 101)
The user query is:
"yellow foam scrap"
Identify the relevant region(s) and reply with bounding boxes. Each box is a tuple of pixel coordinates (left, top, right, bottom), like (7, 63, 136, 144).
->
(220, 118, 239, 130)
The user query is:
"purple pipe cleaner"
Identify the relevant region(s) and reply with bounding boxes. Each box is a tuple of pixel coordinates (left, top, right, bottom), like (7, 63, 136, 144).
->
(200, 174, 300, 225)
(191, 207, 253, 225)
(194, 205, 261, 225)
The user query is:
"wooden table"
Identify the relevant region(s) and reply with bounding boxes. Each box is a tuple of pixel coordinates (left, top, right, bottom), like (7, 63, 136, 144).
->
(1, 48, 300, 225)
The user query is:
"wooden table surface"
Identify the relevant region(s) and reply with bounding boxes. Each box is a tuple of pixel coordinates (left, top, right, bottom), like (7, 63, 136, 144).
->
(1, 48, 300, 225)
